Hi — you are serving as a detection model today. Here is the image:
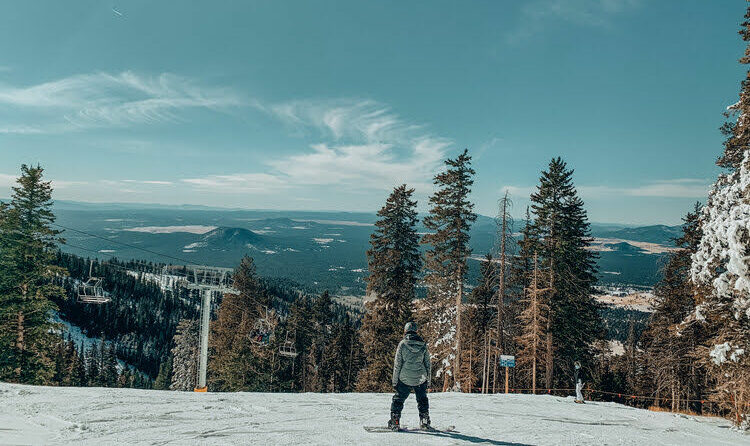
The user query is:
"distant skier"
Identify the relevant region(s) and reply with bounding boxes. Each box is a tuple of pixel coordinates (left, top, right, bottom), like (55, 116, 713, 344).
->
(574, 361, 585, 404)
(389, 321, 431, 431)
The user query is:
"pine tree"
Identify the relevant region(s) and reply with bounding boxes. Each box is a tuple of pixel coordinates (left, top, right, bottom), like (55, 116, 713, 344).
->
(466, 254, 496, 393)
(154, 356, 173, 390)
(209, 256, 274, 392)
(491, 192, 515, 393)
(87, 342, 101, 386)
(529, 157, 602, 388)
(690, 7, 750, 427)
(516, 253, 549, 394)
(98, 343, 118, 387)
(640, 204, 707, 412)
(325, 317, 360, 392)
(170, 318, 200, 391)
(420, 149, 477, 391)
(75, 344, 87, 386)
(357, 185, 421, 392)
(283, 294, 315, 392)
(0, 165, 66, 384)
(307, 290, 333, 392)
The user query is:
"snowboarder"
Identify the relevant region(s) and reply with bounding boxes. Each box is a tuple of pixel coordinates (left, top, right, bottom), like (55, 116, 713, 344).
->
(389, 321, 431, 431)
(574, 361, 585, 404)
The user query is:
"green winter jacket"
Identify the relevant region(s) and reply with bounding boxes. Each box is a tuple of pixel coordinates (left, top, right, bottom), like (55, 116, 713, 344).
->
(392, 333, 431, 387)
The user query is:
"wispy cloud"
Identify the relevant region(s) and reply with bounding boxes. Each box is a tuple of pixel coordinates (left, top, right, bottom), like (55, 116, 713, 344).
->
(502, 178, 710, 200)
(506, 0, 640, 44)
(180, 99, 452, 196)
(122, 180, 173, 185)
(182, 173, 287, 194)
(580, 179, 711, 199)
(0, 71, 241, 133)
(264, 99, 451, 192)
(0, 173, 86, 190)
(0, 173, 16, 188)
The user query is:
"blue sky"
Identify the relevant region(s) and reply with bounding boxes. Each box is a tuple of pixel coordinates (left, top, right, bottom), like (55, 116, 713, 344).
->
(0, 0, 746, 224)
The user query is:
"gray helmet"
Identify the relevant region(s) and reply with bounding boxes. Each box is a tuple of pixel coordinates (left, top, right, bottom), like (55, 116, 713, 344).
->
(404, 321, 418, 333)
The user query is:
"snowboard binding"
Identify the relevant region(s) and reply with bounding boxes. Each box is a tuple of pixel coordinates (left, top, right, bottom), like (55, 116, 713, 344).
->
(388, 413, 401, 431)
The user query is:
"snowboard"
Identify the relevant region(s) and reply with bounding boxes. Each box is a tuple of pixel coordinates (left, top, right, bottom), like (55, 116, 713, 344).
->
(364, 425, 456, 433)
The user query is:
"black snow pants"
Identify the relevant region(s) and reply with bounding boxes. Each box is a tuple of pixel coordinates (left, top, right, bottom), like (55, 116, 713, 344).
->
(391, 380, 429, 416)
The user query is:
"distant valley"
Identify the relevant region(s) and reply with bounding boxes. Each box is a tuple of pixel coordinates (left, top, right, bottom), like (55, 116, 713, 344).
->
(55, 202, 679, 298)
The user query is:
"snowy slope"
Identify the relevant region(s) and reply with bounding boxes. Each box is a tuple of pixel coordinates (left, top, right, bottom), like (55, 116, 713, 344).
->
(0, 382, 747, 446)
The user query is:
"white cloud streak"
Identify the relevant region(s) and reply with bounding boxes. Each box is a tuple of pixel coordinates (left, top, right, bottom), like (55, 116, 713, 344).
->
(182, 173, 287, 194)
(181, 99, 452, 195)
(502, 178, 711, 200)
(0, 71, 241, 133)
(506, 0, 640, 43)
(264, 99, 451, 192)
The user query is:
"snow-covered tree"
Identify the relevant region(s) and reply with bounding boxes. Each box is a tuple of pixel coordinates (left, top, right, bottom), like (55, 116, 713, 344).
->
(691, 153, 750, 427)
(689, 6, 750, 428)
(170, 319, 199, 391)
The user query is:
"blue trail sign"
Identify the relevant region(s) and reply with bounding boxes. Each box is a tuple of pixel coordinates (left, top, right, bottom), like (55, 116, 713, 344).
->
(500, 355, 516, 368)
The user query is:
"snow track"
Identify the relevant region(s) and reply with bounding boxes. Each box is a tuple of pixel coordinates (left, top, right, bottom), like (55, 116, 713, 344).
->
(0, 382, 747, 445)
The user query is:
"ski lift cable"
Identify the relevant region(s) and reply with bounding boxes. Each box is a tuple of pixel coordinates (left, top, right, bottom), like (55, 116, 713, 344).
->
(64, 242, 251, 308)
(61, 242, 178, 279)
(56, 224, 282, 330)
(52, 223, 196, 266)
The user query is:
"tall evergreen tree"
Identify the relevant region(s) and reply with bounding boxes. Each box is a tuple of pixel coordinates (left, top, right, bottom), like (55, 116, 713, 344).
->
(465, 254, 496, 393)
(357, 185, 421, 392)
(640, 204, 707, 412)
(690, 7, 750, 427)
(0, 165, 66, 384)
(491, 193, 516, 393)
(306, 290, 334, 392)
(86, 342, 101, 386)
(420, 149, 477, 391)
(325, 316, 360, 392)
(529, 158, 602, 388)
(153, 355, 173, 390)
(170, 318, 200, 391)
(209, 256, 273, 391)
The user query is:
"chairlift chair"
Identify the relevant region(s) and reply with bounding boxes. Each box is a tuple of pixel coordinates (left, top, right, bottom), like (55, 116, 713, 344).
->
(78, 277, 110, 304)
(77, 260, 111, 304)
(279, 332, 298, 358)
(249, 318, 273, 346)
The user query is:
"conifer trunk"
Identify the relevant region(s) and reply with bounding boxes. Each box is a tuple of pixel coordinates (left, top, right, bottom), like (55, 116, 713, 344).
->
(16, 310, 24, 380)
(455, 267, 462, 390)
(545, 222, 555, 390)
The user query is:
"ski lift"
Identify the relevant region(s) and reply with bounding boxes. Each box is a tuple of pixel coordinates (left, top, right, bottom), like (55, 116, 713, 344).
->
(78, 260, 110, 304)
(279, 332, 298, 358)
(249, 317, 273, 346)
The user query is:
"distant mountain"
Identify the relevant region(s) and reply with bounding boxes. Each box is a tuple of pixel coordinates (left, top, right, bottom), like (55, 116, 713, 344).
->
(608, 242, 647, 254)
(593, 224, 682, 246)
(201, 227, 264, 247)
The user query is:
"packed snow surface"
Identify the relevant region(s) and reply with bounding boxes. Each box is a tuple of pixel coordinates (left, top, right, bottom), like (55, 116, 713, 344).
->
(0, 383, 746, 446)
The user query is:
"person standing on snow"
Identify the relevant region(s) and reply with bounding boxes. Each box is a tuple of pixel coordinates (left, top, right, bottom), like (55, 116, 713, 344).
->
(574, 361, 585, 403)
(389, 321, 431, 430)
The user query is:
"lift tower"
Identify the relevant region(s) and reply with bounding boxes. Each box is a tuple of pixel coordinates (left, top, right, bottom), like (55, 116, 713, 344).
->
(186, 266, 238, 392)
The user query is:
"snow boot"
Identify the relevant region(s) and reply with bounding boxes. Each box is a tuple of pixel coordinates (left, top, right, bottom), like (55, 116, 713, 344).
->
(388, 413, 401, 431)
(419, 412, 431, 430)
